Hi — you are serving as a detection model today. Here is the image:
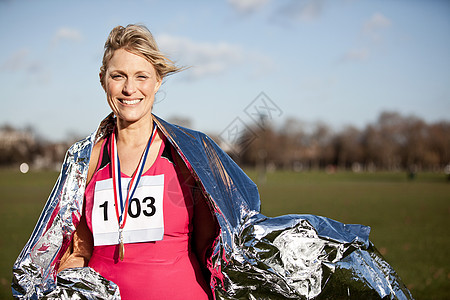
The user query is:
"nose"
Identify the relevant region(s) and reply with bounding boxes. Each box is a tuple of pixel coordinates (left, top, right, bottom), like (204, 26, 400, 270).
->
(122, 78, 136, 95)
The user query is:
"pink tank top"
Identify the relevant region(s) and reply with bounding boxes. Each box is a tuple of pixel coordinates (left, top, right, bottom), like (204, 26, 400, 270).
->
(84, 132, 210, 299)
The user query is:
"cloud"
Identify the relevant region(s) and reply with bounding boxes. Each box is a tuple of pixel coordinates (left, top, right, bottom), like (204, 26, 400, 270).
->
(363, 12, 392, 32)
(283, 0, 324, 21)
(157, 34, 273, 80)
(362, 12, 392, 42)
(52, 27, 83, 45)
(1, 48, 44, 73)
(273, 0, 325, 23)
(228, 0, 269, 14)
(340, 48, 370, 62)
(227, 0, 326, 22)
(1, 48, 29, 71)
(1, 48, 50, 84)
(340, 13, 391, 63)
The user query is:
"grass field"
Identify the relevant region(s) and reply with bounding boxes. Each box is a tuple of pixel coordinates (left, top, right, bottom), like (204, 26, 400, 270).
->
(1, 169, 449, 299)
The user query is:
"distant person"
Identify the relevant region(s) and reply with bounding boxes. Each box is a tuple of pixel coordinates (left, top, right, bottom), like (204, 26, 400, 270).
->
(407, 164, 417, 180)
(445, 164, 450, 181)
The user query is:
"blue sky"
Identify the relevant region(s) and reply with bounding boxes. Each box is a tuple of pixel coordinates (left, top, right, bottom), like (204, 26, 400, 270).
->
(1, 0, 449, 141)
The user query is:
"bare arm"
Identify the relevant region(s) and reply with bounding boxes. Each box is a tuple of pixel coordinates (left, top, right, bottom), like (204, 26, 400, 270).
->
(57, 214, 93, 271)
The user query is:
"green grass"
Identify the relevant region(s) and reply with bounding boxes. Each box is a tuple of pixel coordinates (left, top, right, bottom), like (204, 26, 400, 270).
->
(248, 170, 450, 300)
(1, 169, 449, 299)
(0, 170, 59, 300)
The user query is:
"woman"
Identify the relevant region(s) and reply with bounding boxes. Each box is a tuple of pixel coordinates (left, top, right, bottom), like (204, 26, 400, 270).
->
(57, 24, 218, 299)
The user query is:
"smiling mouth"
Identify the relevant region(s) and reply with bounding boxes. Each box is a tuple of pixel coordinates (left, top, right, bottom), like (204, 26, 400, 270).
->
(119, 98, 142, 105)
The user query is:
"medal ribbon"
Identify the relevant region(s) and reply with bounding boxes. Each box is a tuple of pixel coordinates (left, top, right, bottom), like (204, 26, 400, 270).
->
(111, 123, 157, 234)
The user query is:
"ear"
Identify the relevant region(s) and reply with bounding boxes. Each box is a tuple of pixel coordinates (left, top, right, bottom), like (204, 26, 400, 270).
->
(154, 78, 162, 94)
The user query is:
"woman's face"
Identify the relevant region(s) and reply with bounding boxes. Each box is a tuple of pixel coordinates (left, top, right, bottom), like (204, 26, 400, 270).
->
(103, 48, 161, 125)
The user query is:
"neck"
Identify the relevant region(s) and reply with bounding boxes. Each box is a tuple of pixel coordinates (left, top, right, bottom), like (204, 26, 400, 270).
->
(116, 117, 154, 148)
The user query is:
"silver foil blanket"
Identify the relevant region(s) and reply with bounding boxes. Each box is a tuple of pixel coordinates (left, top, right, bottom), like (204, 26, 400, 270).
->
(12, 114, 413, 299)
(44, 268, 120, 299)
(12, 134, 93, 298)
(214, 214, 413, 299)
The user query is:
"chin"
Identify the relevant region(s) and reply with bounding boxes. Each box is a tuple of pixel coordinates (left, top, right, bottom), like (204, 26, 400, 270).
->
(116, 112, 152, 124)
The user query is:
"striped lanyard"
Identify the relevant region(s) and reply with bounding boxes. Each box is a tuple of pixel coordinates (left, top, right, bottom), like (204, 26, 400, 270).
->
(110, 123, 157, 259)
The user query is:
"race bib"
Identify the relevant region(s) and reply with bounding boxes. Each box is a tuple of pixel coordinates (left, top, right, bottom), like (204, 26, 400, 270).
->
(92, 174, 164, 246)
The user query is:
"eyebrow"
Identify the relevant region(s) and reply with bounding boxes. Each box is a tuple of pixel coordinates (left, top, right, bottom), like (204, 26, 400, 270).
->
(109, 69, 154, 77)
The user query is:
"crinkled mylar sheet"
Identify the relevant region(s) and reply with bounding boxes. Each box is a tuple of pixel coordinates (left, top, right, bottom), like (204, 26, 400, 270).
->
(12, 114, 414, 299)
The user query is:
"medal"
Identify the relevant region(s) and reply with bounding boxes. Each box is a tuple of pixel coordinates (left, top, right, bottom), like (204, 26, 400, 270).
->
(119, 228, 125, 261)
(111, 122, 157, 261)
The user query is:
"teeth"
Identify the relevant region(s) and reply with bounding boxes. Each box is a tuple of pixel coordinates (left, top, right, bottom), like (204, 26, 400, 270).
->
(122, 99, 141, 105)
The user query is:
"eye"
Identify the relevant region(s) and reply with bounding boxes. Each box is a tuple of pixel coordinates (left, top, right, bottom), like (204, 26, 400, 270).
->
(137, 75, 148, 80)
(111, 74, 124, 80)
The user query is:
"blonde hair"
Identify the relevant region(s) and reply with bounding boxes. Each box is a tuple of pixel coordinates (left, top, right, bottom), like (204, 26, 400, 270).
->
(100, 24, 181, 86)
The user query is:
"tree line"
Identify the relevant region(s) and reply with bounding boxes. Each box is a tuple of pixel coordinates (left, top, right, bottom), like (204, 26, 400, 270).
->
(1, 111, 449, 172)
(234, 111, 450, 172)
(0, 125, 74, 169)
